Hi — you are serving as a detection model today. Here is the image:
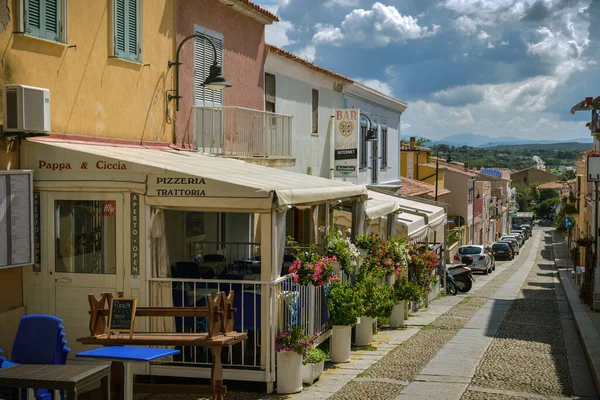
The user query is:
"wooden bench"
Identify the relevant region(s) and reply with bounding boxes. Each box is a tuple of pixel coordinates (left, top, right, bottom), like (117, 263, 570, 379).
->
(78, 291, 246, 400)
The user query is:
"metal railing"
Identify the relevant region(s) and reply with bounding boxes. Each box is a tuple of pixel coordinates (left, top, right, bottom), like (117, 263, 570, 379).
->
(193, 106, 293, 158)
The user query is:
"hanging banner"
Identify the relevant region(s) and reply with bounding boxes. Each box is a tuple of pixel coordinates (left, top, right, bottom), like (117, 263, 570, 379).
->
(334, 109, 359, 178)
(130, 193, 140, 276)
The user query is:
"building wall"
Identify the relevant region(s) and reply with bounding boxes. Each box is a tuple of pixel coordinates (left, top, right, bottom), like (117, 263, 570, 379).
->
(511, 169, 559, 186)
(344, 94, 401, 186)
(264, 53, 344, 178)
(175, 0, 267, 147)
(0, 0, 175, 143)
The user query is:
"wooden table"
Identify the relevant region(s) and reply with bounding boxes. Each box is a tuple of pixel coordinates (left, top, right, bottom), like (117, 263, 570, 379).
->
(0, 364, 110, 400)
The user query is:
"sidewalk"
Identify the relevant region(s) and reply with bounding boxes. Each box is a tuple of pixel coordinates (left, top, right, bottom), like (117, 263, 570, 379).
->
(552, 234, 600, 393)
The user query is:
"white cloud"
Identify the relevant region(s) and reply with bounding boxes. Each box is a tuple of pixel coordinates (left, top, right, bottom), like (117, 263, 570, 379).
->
(266, 19, 297, 48)
(312, 2, 439, 47)
(533, 118, 558, 129)
(400, 121, 412, 130)
(487, 42, 495, 48)
(324, 0, 359, 7)
(499, 40, 509, 46)
(295, 44, 316, 62)
(355, 78, 394, 96)
(477, 30, 490, 41)
(454, 15, 478, 35)
(527, 26, 588, 66)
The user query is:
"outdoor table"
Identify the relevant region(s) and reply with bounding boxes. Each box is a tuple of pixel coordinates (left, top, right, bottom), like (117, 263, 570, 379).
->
(0, 364, 110, 400)
(77, 346, 179, 400)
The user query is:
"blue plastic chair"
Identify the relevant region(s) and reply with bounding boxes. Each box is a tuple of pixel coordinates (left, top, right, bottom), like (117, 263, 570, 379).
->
(233, 292, 261, 332)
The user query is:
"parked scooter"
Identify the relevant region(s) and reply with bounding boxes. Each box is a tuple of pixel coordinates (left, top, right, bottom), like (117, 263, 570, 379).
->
(448, 264, 475, 293)
(440, 264, 458, 296)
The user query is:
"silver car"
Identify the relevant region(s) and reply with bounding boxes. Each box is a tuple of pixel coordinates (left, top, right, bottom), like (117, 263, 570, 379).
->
(501, 236, 520, 254)
(454, 245, 494, 275)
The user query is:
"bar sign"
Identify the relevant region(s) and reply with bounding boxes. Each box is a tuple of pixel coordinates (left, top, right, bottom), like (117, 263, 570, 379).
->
(131, 193, 140, 276)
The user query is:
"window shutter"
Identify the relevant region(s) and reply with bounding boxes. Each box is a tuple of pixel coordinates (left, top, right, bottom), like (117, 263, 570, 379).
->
(194, 31, 223, 106)
(114, 0, 126, 57)
(126, 0, 139, 61)
(43, 0, 59, 41)
(25, 0, 42, 37)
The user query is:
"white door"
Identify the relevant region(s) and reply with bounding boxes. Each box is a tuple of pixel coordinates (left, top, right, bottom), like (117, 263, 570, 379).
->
(48, 192, 125, 355)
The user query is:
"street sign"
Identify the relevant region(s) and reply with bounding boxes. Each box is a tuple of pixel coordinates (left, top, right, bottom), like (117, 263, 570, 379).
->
(563, 216, 573, 229)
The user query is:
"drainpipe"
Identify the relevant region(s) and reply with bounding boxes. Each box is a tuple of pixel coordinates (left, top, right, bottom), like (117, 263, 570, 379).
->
(329, 115, 335, 179)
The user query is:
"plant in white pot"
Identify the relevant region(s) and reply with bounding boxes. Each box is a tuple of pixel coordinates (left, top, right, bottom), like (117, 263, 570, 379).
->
(354, 271, 394, 345)
(302, 347, 327, 385)
(391, 277, 423, 327)
(275, 326, 314, 394)
(327, 280, 363, 363)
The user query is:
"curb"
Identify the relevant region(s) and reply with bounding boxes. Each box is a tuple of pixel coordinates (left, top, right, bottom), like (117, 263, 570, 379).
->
(554, 243, 600, 395)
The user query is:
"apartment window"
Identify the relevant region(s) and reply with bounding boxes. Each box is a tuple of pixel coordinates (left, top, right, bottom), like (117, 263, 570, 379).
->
(265, 73, 276, 112)
(113, 0, 141, 62)
(312, 89, 319, 134)
(359, 117, 367, 170)
(194, 26, 224, 106)
(24, 0, 67, 43)
(381, 123, 388, 170)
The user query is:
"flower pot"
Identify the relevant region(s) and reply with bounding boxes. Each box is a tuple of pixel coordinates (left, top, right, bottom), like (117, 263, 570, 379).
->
(354, 316, 376, 346)
(302, 360, 325, 385)
(404, 302, 409, 319)
(276, 351, 303, 394)
(330, 325, 352, 363)
(389, 301, 405, 328)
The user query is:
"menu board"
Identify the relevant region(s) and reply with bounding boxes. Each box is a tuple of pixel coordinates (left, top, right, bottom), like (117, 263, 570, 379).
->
(0, 171, 33, 269)
(108, 297, 137, 338)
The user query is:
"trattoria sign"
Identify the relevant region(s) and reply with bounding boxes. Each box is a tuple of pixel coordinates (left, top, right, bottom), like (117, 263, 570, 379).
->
(334, 109, 359, 178)
(148, 175, 207, 197)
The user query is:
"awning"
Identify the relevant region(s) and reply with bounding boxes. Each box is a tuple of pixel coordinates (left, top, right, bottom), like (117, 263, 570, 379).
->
(398, 211, 428, 241)
(22, 138, 367, 211)
(368, 190, 447, 229)
(365, 191, 401, 220)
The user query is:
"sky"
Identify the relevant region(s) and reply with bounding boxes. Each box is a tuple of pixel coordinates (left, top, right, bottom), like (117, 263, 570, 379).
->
(253, 0, 600, 142)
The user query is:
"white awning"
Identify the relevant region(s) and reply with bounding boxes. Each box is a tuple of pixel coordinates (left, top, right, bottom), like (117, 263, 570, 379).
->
(368, 190, 446, 229)
(22, 139, 367, 211)
(365, 191, 401, 220)
(398, 211, 428, 241)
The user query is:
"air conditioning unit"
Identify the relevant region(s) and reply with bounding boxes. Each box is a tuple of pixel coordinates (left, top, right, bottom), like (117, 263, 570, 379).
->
(3, 84, 51, 134)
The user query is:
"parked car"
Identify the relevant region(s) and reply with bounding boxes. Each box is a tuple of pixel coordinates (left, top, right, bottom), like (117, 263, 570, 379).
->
(492, 242, 513, 260)
(520, 224, 532, 235)
(500, 236, 520, 254)
(538, 219, 553, 226)
(507, 232, 524, 246)
(497, 240, 516, 257)
(512, 229, 528, 240)
(454, 245, 494, 274)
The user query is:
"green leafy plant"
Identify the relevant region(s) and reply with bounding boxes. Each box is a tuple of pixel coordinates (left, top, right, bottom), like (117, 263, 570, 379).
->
(303, 347, 328, 365)
(286, 236, 338, 287)
(356, 233, 409, 276)
(355, 273, 395, 319)
(327, 280, 363, 326)
(322, 227, 359, 276)
(275, 325, 315, 355)
(393, 277, 423, 304)
(407, 245, 440, 295)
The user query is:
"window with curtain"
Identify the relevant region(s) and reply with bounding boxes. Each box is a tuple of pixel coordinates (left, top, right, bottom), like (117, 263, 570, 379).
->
(113, 0, 141, 62)
(24, 0, 66, 43)
(194, 26, 224, 106)
(312, 89, 319, 134)
(265, 73, 276, 112)
(381, 124, 388, 170)
(360, 117, 367, 170)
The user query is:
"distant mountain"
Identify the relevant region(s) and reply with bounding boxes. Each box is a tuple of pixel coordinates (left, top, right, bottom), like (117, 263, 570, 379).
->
(426, 133, 593, 147)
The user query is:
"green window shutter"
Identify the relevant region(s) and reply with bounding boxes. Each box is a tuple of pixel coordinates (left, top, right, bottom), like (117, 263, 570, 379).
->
(25, 0, 42, 37)
(114, 0, 139, 62)
(43, 0, 60, 41)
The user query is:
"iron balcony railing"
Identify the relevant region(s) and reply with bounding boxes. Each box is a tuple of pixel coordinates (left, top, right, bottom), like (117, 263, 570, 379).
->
(193, 106, 293, 158)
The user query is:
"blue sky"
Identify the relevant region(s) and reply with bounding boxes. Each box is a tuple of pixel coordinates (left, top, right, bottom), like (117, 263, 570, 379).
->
(254, 0, 599, 142)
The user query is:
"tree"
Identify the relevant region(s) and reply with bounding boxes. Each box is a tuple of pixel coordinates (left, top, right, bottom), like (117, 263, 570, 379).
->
(415, 137, 431, 146)
(562, 169, 576, 181)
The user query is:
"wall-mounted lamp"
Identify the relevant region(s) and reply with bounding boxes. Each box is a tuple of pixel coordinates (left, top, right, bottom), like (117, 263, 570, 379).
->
(360, 113, 378, 141)
(168, 33, 231, 111)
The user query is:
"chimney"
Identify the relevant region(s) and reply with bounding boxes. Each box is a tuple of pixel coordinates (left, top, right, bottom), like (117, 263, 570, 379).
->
(409, 136, 416, 147)
(464, 162, 469, 171)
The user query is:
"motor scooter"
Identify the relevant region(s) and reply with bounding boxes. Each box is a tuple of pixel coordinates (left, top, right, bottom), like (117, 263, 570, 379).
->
(448, 264, 475, 293)
(440, 264, 457, 295)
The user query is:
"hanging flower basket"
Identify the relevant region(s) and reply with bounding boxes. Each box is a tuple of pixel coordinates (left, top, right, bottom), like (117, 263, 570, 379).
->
(576, 236, 594, 247)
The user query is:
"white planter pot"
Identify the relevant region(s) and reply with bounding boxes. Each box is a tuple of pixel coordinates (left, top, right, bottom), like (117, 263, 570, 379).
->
(404, 302, 409, 319)
(302, 360, 325, 385)
(354, 316, 376, 346)
(276, 351, 303, 394)
(389, 302, 405, 328)
(330, 325, 352, 363)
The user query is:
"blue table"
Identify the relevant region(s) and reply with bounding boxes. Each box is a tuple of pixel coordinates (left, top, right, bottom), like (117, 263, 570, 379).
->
(77, 346, 179, 400)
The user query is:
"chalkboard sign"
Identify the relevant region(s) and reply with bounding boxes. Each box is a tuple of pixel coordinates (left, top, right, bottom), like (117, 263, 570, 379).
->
(108, 297, 137, 338)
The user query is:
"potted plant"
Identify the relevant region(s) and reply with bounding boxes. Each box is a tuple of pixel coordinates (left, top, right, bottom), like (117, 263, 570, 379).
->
(354, 272, 394, 345)
(327, 280, 363, 363)
(390, 277, 423, 327)
(275, 326, 314, 394)
(302, 347, 327, 385)
(323, 227, 360, 276)
(287, 237, 339, 287)
(407, 246, 439, 309)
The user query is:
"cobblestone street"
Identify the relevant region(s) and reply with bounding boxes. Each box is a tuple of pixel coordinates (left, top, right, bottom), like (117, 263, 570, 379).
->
(322, 228, 598, 400)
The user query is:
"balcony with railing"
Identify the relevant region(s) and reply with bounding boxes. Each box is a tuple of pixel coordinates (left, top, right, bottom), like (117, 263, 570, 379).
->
(193, 106, 294, 166)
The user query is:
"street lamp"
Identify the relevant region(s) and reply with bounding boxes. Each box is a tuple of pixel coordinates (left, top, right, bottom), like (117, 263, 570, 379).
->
(168, 34, 231, 111)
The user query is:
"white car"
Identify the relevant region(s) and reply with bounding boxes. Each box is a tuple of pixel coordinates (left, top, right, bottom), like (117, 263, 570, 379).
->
(500, 236, 520, 254)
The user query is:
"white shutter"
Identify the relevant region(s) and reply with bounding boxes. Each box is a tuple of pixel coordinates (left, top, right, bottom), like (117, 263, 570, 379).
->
(193, 27, 223, 106)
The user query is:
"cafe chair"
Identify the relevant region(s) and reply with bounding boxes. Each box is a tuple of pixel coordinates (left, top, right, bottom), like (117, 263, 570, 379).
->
(203, 254, 225, 263)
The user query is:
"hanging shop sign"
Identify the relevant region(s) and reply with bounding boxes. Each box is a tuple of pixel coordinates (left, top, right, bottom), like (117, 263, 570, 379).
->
(0, 171, 34, 269)
(334, 109, 359, 178)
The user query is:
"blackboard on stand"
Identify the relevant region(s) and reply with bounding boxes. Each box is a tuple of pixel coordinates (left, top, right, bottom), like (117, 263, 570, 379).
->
(107, 297, 137, 338)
